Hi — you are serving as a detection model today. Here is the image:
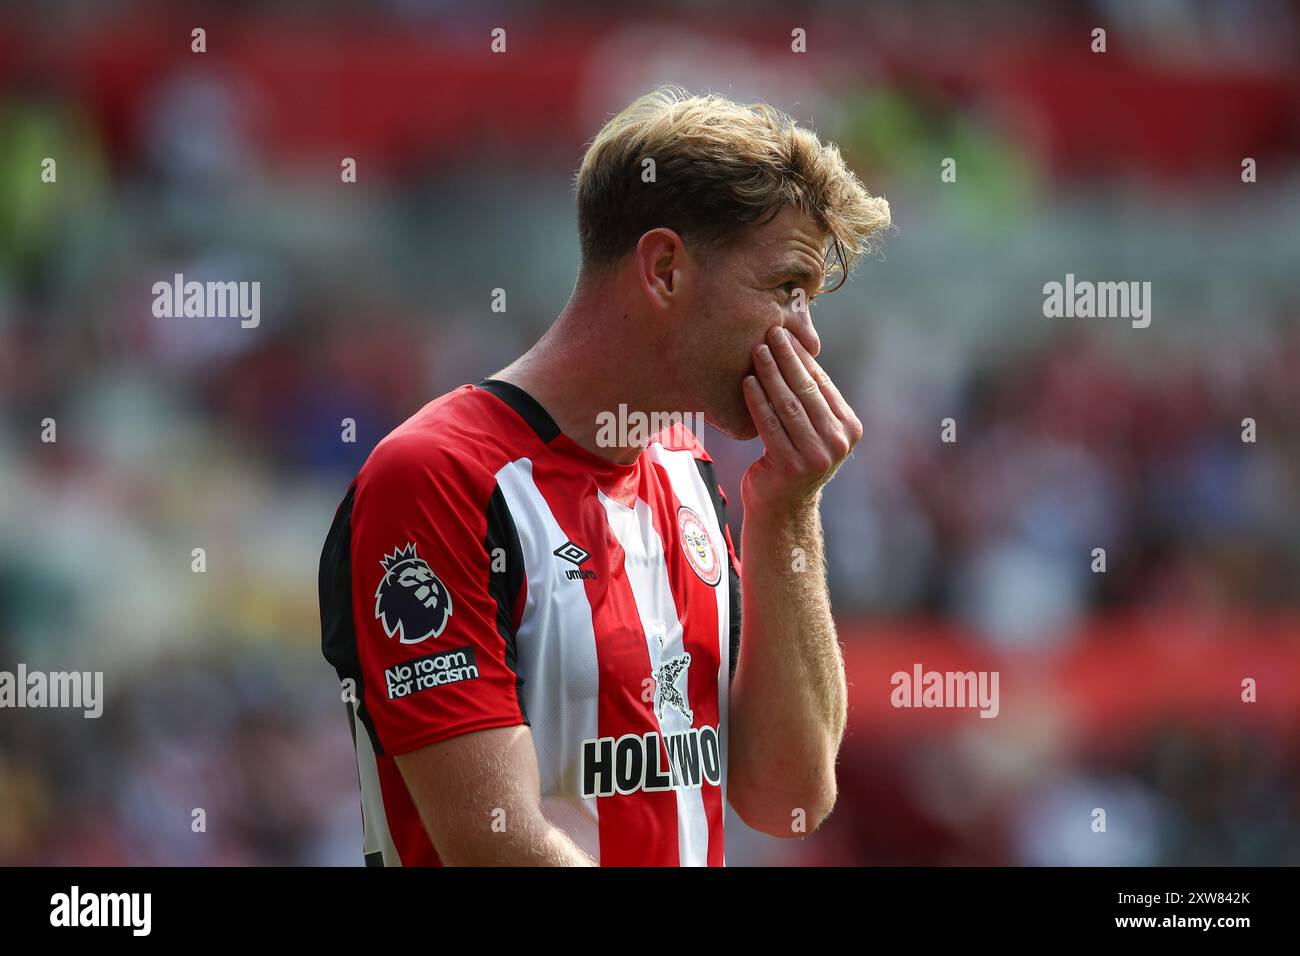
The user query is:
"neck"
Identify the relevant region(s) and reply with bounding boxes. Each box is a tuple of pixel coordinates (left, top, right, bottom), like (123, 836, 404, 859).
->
(490, 282, 667, 465)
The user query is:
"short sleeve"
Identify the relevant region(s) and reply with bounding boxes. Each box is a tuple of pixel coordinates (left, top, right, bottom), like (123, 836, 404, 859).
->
(321, 434, 528, 757)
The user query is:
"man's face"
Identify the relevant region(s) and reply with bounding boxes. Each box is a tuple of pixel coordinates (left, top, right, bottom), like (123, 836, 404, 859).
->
(675, 205, 829, 441)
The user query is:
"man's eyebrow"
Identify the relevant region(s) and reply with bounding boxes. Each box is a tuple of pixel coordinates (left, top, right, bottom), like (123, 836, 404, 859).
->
(782, 267, 833, 295)
(770, 264, 820, 282)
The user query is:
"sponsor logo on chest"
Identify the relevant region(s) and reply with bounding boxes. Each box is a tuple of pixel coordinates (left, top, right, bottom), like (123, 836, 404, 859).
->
(580, 725, 722, 798)
(579, 643, 720, 798)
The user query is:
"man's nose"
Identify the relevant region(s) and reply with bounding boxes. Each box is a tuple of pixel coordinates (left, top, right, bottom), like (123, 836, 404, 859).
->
(785, 307, 821, 359)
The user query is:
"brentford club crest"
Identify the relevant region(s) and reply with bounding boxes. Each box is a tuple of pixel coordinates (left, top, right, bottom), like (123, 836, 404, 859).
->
(676, 506, 721, 587)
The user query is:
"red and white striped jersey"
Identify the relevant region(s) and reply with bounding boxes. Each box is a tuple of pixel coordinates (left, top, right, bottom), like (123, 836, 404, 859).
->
(319, 378, 741, 866)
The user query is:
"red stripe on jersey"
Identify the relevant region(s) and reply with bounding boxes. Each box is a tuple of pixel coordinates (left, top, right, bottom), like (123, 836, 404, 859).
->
(645, 458, 726, 865)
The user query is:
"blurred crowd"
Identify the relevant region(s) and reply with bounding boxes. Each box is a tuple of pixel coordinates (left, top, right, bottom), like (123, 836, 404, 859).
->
(2, 0, 1299, 865)
(818, 323, 1300, 633)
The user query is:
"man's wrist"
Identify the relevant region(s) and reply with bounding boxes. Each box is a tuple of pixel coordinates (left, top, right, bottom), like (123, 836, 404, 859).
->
(741, 488, 822, 529)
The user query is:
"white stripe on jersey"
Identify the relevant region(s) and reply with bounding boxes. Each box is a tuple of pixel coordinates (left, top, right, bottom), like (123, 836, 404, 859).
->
(599, 490, 711, 866)
(647, 444, 732, 849)
(353, 698, 402, 865)
(494, 456, 603, 864)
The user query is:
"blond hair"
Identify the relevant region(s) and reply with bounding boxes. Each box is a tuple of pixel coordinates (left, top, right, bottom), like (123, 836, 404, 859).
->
(575, 86, 890, 290)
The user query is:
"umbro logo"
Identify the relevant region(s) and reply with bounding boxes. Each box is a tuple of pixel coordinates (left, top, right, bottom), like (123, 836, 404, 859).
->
(554, 541, 597, 581)
(553, 541, 590, 565)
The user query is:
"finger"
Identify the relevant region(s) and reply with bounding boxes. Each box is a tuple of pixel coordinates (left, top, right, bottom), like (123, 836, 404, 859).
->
(786, 333, 863, 444)
(784, 330, 853, 422)
(754, 338, 821, 458)
(768, 326, 840, 439)
(742, 373, 798, 463)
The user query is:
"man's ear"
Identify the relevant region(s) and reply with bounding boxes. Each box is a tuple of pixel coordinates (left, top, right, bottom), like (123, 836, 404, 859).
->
(634, 228, 690, 311)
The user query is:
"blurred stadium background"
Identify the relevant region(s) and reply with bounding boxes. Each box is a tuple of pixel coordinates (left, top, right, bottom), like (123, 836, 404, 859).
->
(2, 0, 1299, 865)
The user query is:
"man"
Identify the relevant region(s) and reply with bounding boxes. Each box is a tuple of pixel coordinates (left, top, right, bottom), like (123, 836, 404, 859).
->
(319, 86, 890, 866)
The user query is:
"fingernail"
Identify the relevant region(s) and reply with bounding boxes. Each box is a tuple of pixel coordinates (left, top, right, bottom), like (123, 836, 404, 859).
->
(772, 326, 788, 344)
(758, 345, 773, 364)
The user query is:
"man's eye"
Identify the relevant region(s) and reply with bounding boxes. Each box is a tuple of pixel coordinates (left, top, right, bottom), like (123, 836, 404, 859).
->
(777, 281, 818, 308)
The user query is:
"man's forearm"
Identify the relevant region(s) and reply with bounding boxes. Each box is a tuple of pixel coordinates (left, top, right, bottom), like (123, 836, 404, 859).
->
(396, 729, 598, 867)
(430, 810, 596, 866)
(727, 494, 848, 832)
(476, 822, 595, 866)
